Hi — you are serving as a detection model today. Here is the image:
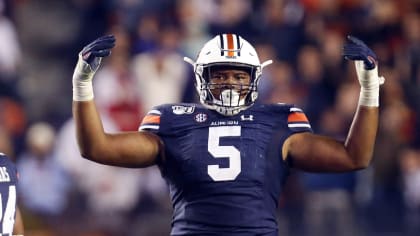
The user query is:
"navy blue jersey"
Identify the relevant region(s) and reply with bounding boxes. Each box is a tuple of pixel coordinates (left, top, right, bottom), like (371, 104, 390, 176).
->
(0, 153, 19, 235)
(140, 103, 312, 235)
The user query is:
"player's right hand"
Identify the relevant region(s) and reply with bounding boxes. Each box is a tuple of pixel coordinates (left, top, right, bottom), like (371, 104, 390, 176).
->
(73, 35, 116, 81)
(81, 35, 115, 68)
(72, 35, 116, 101)
(79, 35, 115, 72)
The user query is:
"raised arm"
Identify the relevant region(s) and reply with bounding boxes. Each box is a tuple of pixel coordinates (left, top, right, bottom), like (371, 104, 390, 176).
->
(72, 35, 162, 168)
(283, 36, 385, 172)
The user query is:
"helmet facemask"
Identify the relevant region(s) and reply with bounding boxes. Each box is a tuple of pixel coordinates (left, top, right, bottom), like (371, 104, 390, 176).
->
(197, 63, 259, 116)
(184, 34, 272, 116)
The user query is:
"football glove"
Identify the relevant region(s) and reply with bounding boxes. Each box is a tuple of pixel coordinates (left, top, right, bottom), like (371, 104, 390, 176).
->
(74, 35, 115, 79)
(343, 35, 377, 70)
(72, 35, 115, 101)
(342, 35, 385, 107)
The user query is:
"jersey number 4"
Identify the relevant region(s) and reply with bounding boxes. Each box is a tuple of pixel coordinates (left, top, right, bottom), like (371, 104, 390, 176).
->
(0, 185, 16, 234)
(208, 126, 241, 181)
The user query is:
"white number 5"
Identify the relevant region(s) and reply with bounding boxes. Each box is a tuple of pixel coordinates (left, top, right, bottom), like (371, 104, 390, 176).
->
(208, 126, 241, 181)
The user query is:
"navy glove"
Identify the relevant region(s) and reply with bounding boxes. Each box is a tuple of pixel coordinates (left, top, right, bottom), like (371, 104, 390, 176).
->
(80, 35, 116, 70)
(73, 35, 116, 101)
(342, 35, 377, 70)
(342, 35, 384, 107)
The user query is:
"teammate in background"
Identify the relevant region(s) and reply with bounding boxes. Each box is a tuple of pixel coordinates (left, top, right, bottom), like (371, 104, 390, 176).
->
(72, 34, 384, 235)
(0, 152, 24, 236)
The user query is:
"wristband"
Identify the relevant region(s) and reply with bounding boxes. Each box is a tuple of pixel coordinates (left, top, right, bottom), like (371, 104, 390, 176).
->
(354, 60, 384, 107)
(72, 56, 101, 101)
(359, 87, 379, 107)
(72, 78, 94, 101)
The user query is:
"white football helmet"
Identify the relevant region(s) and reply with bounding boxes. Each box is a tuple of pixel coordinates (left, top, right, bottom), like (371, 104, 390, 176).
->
(184, 34, 272, 116)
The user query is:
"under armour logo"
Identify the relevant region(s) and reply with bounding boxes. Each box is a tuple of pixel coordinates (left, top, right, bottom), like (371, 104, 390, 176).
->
(240, 115, 254, 121)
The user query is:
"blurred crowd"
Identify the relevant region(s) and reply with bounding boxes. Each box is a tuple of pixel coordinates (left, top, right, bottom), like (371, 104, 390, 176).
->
(0, 0, 419, 235)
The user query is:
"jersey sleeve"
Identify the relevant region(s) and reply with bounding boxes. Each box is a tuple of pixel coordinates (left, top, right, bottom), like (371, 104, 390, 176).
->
(0, 153, 19, 183)
(138, 107, 162, 134)
(287, 106, 313, 133)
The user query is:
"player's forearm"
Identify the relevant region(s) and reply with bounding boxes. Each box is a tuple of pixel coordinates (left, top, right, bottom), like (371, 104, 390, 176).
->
(72, 36, 116, 162)
(73, 100, 162, 167)
(73, 100, 108, 160)
(341, 36, 383, 170)
(344, 106, 378, 169)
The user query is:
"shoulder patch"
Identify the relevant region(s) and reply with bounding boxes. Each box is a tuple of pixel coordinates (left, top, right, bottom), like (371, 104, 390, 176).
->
(172, 105, 195, 115)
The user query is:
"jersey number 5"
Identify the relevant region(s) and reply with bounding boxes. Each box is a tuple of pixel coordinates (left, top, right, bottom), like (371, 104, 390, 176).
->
(207, 126, 241, 181)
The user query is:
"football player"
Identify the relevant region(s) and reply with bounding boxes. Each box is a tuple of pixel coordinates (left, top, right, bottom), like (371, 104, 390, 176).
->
(72, 34, 384, 235)
(0, 153, 24, 236)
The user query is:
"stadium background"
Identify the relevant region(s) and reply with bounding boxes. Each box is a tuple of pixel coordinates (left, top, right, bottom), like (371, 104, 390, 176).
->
(0, 0, 419, 235)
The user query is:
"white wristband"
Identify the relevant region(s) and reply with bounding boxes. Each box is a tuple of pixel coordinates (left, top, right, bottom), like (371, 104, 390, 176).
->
(359, 87, 379, 107)
(354, 60, 385, 107)
(73, 79, 94, 101)
(72, 55, 101, 101)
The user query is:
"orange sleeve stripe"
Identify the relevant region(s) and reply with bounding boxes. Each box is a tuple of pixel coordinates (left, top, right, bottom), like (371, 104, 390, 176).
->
(288, 112, 308, 123)
(141, 115, 160, 124)
(227, 34, 234, 57)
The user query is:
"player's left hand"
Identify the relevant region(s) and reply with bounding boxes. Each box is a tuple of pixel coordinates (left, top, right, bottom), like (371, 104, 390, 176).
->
(342, 35, 377, 70)
(342, 35, 385, 89)
(342, 35, 385, 107)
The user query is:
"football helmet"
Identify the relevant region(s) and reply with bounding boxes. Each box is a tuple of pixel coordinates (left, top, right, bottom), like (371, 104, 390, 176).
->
(184, 34, 272, 116)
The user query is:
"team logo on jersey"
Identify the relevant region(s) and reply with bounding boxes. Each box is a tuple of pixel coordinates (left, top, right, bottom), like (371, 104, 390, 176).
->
(195, 113, 207, 123)
(240, 115, 254, 121)
(172, 105, 195, 115)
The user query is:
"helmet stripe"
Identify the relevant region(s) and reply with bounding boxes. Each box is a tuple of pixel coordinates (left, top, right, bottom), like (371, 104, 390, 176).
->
(219, 34, 225, 56)
(226, 34, 235, 57)
(236, 34, 241, 56)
